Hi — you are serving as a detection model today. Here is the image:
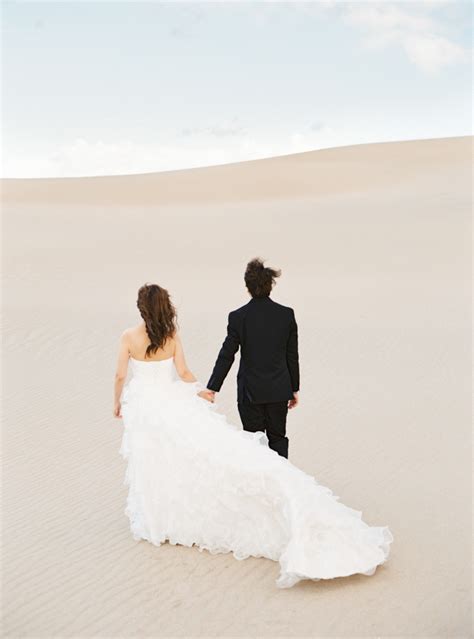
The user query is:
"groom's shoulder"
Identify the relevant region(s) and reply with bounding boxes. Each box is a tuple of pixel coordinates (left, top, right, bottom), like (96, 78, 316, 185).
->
(229, 299, 296, 319)
(271, 299, 295, 316)
(229, 302, 250, 318)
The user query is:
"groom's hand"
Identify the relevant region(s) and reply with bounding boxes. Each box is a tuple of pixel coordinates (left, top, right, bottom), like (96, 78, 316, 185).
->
(288, 392, 299, 410)
(198, 389, 216, 403)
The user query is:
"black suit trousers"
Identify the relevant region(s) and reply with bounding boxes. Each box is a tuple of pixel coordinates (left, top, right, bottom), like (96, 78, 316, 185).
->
(238, 400, 289, 459)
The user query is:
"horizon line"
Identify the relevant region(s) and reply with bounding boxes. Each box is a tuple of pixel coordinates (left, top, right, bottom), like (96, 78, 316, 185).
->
(2, 134, 471, 183)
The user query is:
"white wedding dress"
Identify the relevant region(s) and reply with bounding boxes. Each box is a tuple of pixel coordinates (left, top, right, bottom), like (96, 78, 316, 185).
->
(119, 356, 393, 588)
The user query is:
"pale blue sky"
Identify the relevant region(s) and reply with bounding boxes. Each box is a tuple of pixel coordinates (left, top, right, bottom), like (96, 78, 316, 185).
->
(2, 1, 472, 177)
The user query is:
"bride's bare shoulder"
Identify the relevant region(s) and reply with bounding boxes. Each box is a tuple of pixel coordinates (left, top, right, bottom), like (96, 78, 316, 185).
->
(122, 324, 144, 335)
(118, 324, 145, 345)
(118, 327, 131, 340)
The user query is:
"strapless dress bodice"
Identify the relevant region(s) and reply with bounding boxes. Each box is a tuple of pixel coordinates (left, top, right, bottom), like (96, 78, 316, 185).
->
(129, 356, 177, 384)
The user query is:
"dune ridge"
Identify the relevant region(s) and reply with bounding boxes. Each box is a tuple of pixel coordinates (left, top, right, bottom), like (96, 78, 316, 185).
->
(2, 136, 470, 205)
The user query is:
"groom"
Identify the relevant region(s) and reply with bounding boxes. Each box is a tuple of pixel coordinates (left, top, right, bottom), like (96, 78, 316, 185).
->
(199, 258, 299, 458)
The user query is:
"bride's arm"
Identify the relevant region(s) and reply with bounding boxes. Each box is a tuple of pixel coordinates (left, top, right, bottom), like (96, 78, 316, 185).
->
(173, 332, 197, 383)
(113, 330, 130, 417)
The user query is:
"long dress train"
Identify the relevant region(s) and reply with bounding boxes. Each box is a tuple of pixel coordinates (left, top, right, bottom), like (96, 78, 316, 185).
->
(119, 356, 393, 588)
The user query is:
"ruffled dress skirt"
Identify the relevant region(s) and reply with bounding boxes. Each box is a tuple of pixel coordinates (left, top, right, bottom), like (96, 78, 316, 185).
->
(119, 359, 393, 588)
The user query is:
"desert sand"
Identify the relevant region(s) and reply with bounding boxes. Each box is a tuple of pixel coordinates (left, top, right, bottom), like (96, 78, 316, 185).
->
(2, 137, 472, 638)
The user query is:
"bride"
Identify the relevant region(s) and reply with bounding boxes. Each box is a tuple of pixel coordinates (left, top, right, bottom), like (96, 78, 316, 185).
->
(113, 283, 393, 588)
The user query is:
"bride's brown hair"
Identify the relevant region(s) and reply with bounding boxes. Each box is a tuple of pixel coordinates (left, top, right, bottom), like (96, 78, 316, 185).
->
(137, 283, 177, 358)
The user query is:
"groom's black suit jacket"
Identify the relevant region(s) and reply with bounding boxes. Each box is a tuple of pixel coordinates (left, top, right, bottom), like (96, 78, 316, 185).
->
(207, 296, 299, 404)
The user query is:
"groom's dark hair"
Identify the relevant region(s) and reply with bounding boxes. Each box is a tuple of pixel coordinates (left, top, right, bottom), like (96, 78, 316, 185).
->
(245, 258, 281, 298)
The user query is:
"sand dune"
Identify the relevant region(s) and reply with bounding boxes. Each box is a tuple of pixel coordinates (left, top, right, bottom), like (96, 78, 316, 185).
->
(3, 136, 468, 206)
(2, 137, 472, 637)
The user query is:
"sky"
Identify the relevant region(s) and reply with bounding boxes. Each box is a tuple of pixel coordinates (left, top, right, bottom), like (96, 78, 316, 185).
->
(1, 1, 472, 178)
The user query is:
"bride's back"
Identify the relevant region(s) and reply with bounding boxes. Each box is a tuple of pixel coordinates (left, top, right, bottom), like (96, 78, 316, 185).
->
(127, 324, 175, 362)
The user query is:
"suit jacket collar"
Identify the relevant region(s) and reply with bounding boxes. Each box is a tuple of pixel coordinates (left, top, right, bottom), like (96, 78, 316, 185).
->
(248, 296, 272, 304)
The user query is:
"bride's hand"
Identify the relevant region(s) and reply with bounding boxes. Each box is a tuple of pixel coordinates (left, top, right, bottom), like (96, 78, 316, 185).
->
(198, 390, 215, 403)
(113, 402, 122, 418)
